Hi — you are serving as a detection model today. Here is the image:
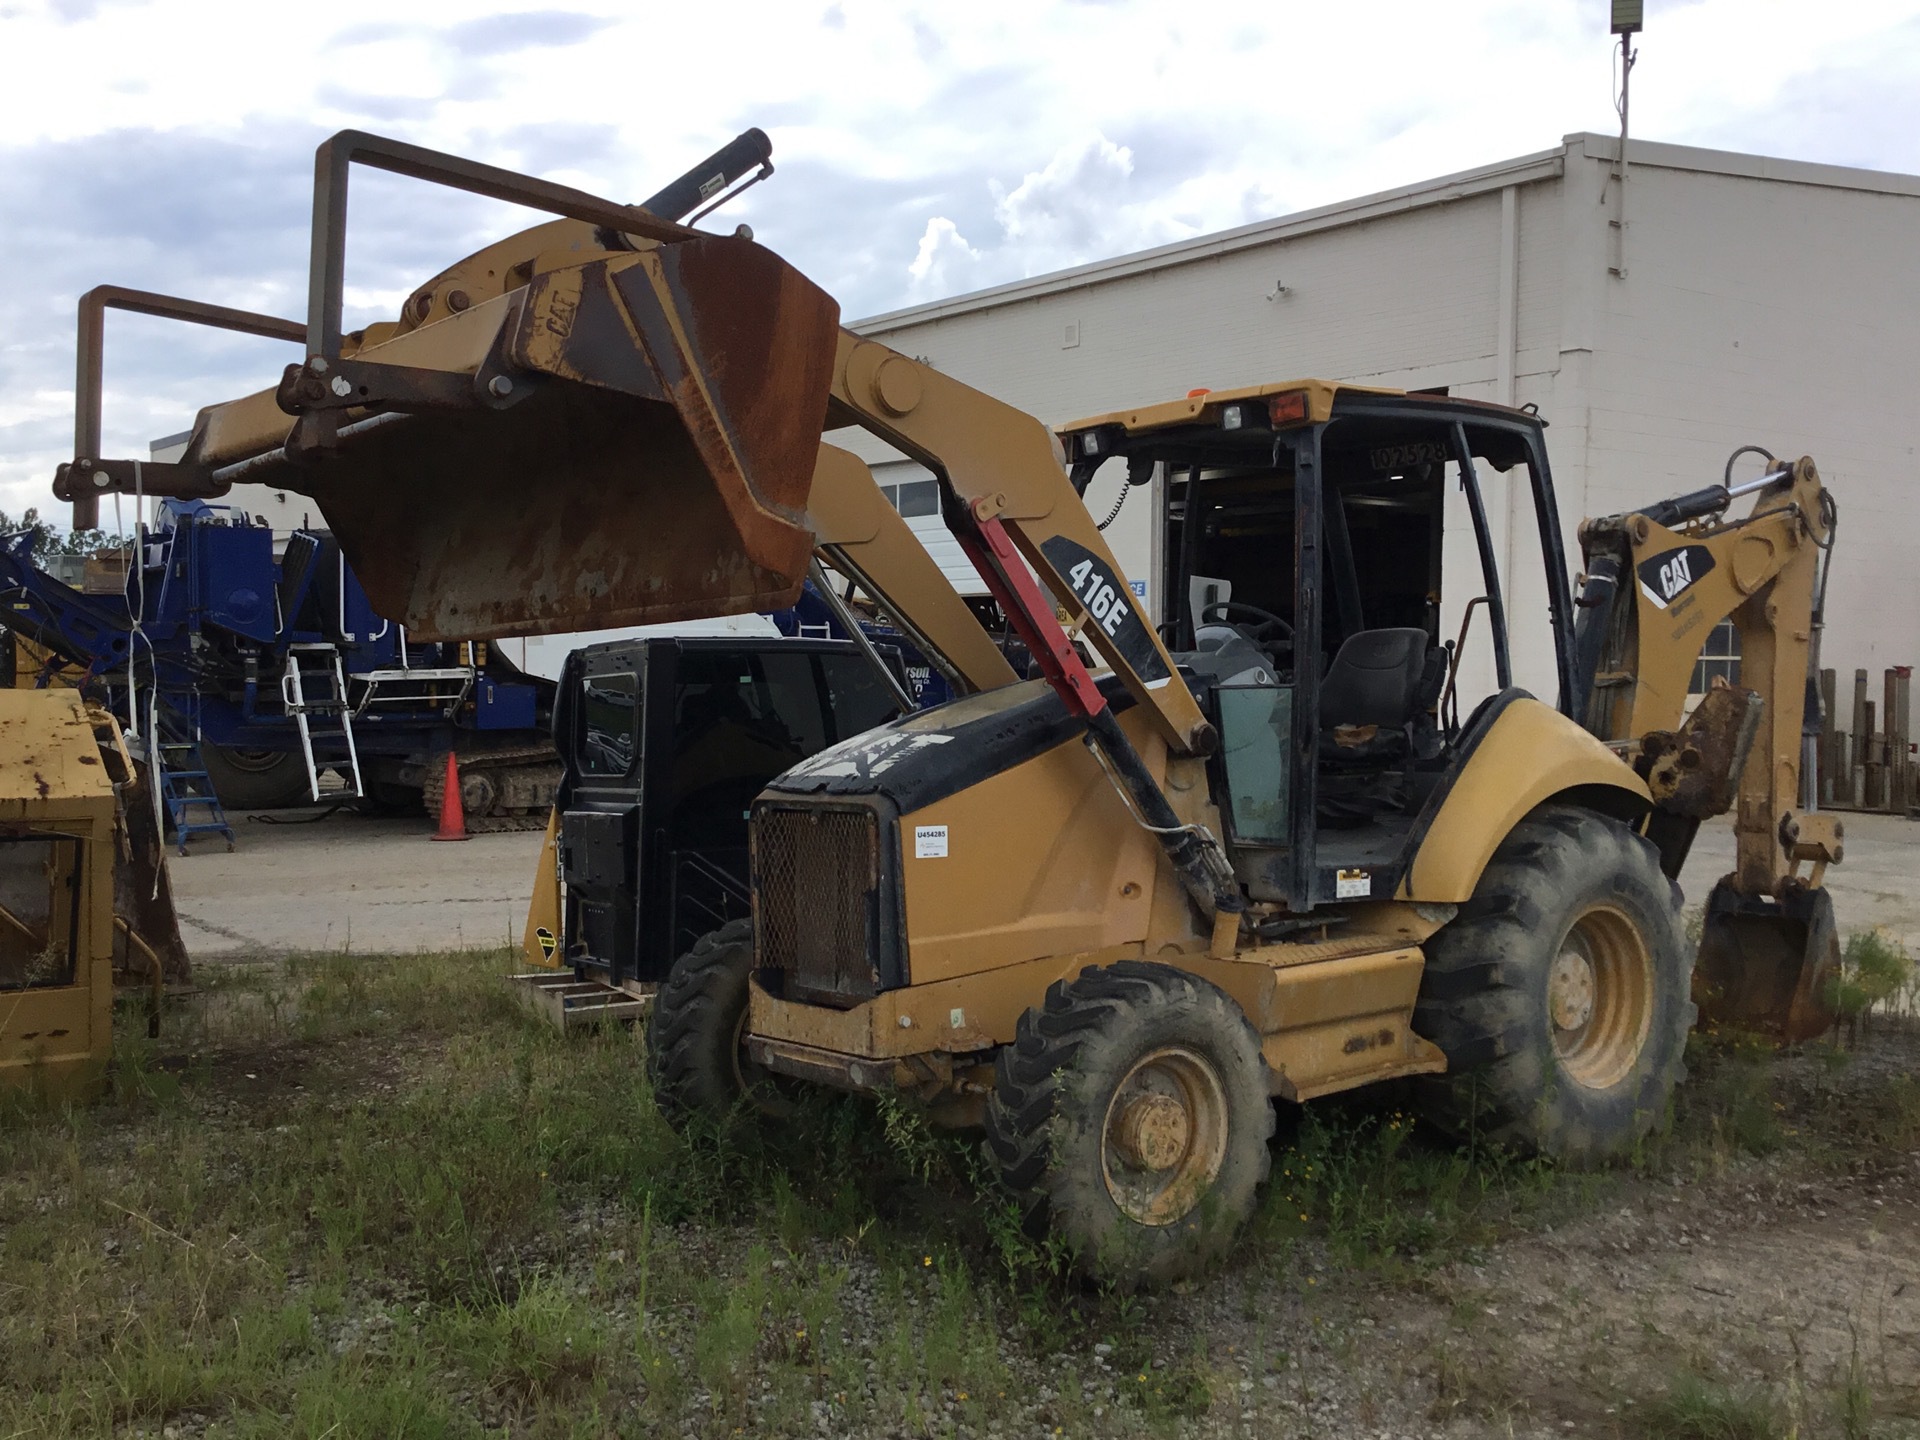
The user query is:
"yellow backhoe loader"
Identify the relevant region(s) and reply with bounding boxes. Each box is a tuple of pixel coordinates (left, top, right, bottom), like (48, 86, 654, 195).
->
(53, 130, 1839, 1281)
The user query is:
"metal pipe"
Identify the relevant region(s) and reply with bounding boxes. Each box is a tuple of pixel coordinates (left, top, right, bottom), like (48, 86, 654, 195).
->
(67, 287, 305, 528)
(1451, 423, 1512, 690)
(817, 543, 973, 700)
(807, 557, 915, 714)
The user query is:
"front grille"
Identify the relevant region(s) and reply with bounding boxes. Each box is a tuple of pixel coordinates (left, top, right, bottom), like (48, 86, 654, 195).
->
(755, 806, 882, 1005)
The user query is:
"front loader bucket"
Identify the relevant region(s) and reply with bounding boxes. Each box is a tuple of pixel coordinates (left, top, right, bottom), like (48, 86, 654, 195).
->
(285, 234, 841, 639)
(1694, 879, 1839, 1044)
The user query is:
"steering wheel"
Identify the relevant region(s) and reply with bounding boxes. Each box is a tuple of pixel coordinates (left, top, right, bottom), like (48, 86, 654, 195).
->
(1200, 600, 1294, 648)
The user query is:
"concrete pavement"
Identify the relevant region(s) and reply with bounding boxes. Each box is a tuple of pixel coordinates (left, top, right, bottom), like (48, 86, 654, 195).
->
(164, 804, 1916, 963)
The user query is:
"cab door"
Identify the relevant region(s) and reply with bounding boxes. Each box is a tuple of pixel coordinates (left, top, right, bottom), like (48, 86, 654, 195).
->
(558, 643, 648, 984)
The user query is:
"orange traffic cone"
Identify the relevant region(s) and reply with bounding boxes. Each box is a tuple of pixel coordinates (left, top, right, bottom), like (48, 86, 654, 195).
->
(431, 751, 468, 842)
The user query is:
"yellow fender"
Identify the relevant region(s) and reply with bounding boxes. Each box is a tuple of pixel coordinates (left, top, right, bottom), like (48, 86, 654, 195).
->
(521, 808, 563, 968)
(1401, 698, 1651, 903)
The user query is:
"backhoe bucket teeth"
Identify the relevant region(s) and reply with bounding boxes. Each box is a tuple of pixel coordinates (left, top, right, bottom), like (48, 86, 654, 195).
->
(297, 234, 840, 639)
(1694, 879, 1840, 1044)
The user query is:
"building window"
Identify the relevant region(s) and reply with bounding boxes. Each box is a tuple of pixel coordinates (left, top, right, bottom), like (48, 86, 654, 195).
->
(1690, 619, 1741, 694)
(880, 479, 939, 518)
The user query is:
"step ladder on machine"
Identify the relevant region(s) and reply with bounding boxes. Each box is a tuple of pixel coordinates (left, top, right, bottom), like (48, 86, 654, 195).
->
(152, 708, 236, 855)
(282, 644, 364, 802)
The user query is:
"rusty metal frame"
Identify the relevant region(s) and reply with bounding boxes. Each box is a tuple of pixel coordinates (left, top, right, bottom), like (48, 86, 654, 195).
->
(65, 286, 306, 529)
(304, 130, 691, 364)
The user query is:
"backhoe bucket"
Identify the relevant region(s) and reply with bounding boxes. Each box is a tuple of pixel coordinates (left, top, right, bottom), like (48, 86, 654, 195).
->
(86, 706, 191, 986)
(293, 234, 841, 639)
(112, 765, 191, 988)
(1694, 879, 1839, 1044)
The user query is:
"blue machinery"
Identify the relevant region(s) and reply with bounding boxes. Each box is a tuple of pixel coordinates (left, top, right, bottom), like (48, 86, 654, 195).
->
(0, 501, 554, 849)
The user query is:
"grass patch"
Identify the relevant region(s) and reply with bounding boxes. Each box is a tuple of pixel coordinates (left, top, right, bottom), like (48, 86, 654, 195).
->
(1250, 1097, 1575, 1273)
(1638, 1372, 1787, 1440)
(0, 950, 1175, 1436)
(6, 945, 1918, 1436)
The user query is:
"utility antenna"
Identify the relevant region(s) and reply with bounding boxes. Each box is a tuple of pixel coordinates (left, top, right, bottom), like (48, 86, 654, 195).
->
(1609, 0, 1643, 278)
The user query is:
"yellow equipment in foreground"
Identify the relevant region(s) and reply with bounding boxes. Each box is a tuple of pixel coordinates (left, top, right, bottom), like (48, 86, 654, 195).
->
(0, 689, 189, 1099)
(54, 129, 1843, 1283)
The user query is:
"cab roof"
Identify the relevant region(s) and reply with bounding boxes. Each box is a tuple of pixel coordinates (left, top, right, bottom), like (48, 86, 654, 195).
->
(1057, 379, 1540, 439)
(0, 688, 114, 819)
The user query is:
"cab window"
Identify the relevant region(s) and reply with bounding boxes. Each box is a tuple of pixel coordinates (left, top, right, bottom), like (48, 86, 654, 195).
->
(578, 672, 639, 777)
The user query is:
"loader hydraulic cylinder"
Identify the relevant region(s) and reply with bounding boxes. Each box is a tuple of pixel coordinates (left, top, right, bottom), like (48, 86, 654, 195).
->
(637, 128, 772, 226)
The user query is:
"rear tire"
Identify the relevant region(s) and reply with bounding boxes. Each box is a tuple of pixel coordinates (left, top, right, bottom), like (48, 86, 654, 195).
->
(985, 961, 1274, 1288)
(645, 919, 787, 1128)
(201, 745, 311, 810)
(1413, 803, 1692, 1166)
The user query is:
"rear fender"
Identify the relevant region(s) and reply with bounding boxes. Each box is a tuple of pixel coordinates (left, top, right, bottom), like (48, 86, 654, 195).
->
(1400, 695, 1650, 904)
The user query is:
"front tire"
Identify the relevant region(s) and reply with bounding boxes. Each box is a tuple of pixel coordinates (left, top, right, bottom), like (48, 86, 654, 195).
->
(985, 961, 1274, 1288)
(1413, 804, 1692, 1166)
(645, 919, 786, 1128)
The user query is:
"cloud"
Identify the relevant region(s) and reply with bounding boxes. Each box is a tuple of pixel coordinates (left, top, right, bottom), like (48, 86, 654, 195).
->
(898, 132, 1196, 304)
(907, 217, 983, 300)
(991, 133, 1139, 249)
(443, 10, 617, 57)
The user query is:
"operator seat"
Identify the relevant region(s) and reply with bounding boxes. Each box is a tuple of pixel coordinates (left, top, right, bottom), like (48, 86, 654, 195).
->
(1318, 628, 1440, 759)
(1316, 627, 1447, 824)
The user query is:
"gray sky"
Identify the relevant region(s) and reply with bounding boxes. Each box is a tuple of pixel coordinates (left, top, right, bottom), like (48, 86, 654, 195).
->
(2, 0, 1918, 522)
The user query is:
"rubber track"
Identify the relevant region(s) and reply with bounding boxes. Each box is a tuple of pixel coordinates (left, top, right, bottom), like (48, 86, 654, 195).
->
(422, 747, 561, 832)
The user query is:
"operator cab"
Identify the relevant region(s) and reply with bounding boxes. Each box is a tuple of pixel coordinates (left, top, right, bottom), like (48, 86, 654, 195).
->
(553, 635, 907, 989)
(1061, 382, 1576, 910)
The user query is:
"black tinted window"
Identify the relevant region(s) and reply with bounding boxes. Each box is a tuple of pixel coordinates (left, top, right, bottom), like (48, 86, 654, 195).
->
(895, 479, 939, 517)
(579, 673, 639, 776)
(820, 653, 903, 739)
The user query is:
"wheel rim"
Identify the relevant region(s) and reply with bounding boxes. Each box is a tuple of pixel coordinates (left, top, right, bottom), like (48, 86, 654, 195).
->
(728, 1006, 782, 1113)
(729, 1008, 756, 1096)
(1100, 1046, 1230, 1226)
(1548, 903, 1655, 1091)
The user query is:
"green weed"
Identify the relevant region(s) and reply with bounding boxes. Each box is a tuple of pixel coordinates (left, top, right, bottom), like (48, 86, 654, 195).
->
(1257, 1102, 1560, 1271)
(1638, 1372, 1787, 1440)
(1828, 930, 1917, 1027)
(433, 1276, 609, 1405)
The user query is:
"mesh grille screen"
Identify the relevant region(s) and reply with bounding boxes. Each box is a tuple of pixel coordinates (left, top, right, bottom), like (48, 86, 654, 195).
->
(756, 807, 879, 1004)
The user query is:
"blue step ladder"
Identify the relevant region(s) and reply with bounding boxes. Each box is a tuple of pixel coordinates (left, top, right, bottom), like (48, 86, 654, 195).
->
(153, 720, 236, 855)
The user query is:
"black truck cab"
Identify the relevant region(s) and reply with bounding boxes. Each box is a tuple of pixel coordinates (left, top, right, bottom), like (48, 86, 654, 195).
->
(552, 634, 904, 988)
